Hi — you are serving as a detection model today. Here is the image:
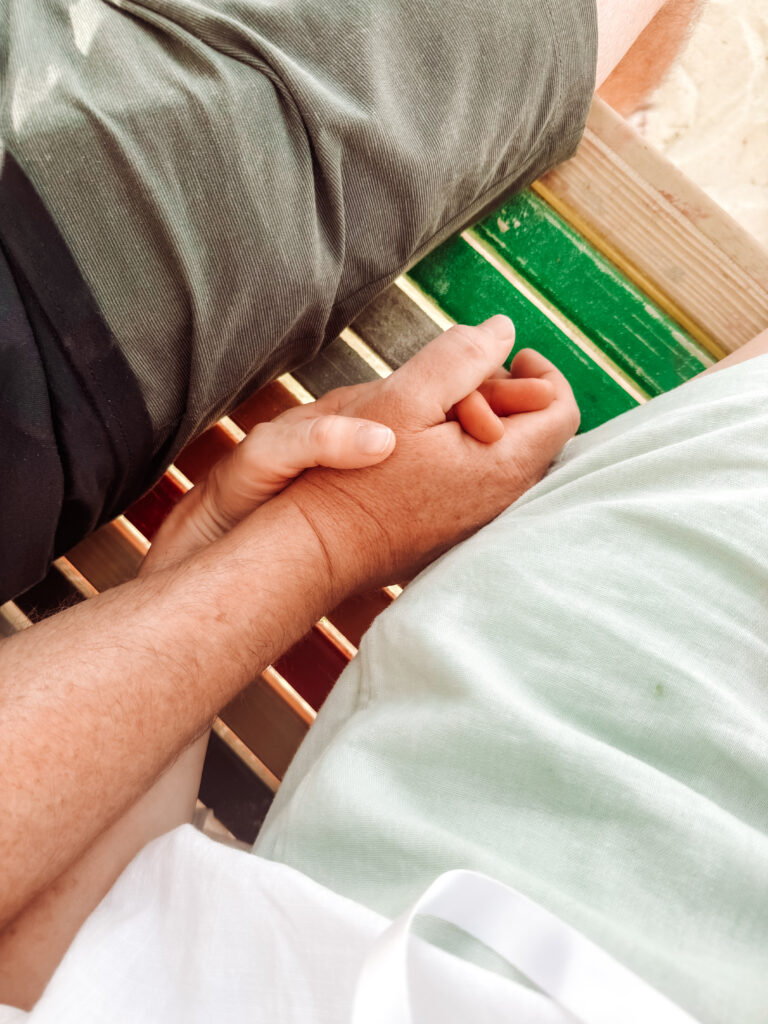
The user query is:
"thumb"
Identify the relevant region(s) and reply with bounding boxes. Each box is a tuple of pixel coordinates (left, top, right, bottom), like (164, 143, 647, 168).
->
(144, 415, 395, 572)
(390, 315, 516, 419)
(202, 414, 395, 532)
(284, 415, 396, 472)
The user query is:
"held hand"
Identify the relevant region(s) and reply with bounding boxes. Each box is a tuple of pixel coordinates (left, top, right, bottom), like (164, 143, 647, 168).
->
(145, 314, 576, 583)
(143, 409, 396, 573)
(280, 316, 580, 594)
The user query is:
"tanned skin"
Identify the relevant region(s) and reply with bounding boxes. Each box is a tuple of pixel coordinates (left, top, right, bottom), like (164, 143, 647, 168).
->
(0, 0, 711, 1006)
(598, 0, 703, 116)
(0, 319, 579, 1007)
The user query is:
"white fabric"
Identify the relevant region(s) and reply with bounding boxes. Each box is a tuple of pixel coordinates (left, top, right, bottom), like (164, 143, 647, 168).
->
(5, 826, 575, 1023)
(353, 869, 699, 1024)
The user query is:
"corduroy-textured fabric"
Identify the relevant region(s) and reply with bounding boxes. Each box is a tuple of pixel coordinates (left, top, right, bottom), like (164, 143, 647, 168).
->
(0, 0, 597, 458)
(255, 357, 768, 1024)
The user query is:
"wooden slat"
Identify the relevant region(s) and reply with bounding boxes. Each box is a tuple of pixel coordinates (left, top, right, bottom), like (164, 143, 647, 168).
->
(292, 334, 380, 395)
(326, 588, 395, 648)
(352, 284, 443, 368)
(14, 563, 85, 621)
(125, 471, 187, 541)
(219, 669, 313, 780)
(274, 626, 352, 709)
(46, 95, 767, 846)
(537, 97, 768, 356)
(472, 190, 712, 393)
(212, 719, 280, 794)
(316, 616, 357, 660)
(66, 517, 148, 591)
(230, 379, 302, 431)
(57, 480, 306, 801)
(54, 557, 99, 600)
(0, 601, 32, 637)
(198, 729, 275, 845)
(395, 275, 455, 331)
(174, 422, 239, 485)
(11, 557, 100, 624)
(407, 235, 639, 432)
(339, 328, 393, 378)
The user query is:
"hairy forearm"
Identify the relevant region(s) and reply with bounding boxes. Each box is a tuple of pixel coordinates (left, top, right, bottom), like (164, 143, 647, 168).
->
(597, 0, 702, 114)
(0, 497, 335, 928)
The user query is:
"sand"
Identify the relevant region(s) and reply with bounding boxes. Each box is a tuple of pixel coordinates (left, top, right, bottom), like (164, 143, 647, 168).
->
(639, 0, 768, 250)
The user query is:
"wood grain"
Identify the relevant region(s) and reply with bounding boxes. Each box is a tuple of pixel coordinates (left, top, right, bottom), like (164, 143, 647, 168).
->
(66, 517, 148, 591)
(472, 190, 712, 393)
(537, 98, 768, 355)
(219, 668, 313, 780)
(408, 234, 638, 432)
(229, 379, 302, 431)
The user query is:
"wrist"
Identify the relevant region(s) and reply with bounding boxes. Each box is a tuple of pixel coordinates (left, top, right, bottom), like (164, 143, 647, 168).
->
(278, 472, 394, 600)
(192, 490, 346, 651)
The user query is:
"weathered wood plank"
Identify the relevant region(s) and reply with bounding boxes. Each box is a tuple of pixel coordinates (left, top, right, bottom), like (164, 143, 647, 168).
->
(66, 517, 148, 591)
(537, 97, 768, 356)
(407, 235, 639, 432)
(125, 470, 188, 541)
(174, 422, 240, 485)
(326, 588, 395, 648)
(473, 190, 712, 394)
(230, 379, 303, 431)
(0, 601, 32, 637)
(219, 668, 313, 780)
(212, 719, 280, 794)
(352, 285, 442, 368)
(274, 626, 351, 710)
(293, 334, 380, 395)
(14, 562, 86, 621)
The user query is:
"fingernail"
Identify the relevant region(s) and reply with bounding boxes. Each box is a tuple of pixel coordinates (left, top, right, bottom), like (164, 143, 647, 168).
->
(481, 314, 515, 338)
(357, 423, 394, 455)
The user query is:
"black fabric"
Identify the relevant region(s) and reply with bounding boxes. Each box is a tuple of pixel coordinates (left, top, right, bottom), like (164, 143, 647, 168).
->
(0, 155, 153, 603)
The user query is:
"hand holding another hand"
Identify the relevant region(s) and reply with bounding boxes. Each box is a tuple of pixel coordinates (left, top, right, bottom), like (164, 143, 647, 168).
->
(281, 316, 580, 593)
(145, 315, 579, 596)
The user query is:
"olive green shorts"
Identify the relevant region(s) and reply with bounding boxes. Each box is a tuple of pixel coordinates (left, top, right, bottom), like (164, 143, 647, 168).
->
(1, 0, 597, 453)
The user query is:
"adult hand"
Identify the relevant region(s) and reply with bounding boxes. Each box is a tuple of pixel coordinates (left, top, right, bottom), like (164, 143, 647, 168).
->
(0, 315, 575, 943)
(144, 317, 560, 574)
(280, 315, 580, 594)
(144, 406, 397, 573)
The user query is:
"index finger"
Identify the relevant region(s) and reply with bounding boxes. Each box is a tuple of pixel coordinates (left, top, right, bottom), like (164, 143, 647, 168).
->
(390, 315, 516, 418)
(508, 348, 573, 401)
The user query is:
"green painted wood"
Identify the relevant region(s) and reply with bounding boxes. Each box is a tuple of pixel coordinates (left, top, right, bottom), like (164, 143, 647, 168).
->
(473, 191, 710, 394)
(407, 236, 638, 433)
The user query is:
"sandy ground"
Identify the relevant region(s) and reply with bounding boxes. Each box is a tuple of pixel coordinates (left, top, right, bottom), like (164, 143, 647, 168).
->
(639, 0, 768, 250)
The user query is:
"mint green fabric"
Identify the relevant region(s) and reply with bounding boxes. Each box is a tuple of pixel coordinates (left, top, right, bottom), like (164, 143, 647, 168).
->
(255, 357, 768, 1024)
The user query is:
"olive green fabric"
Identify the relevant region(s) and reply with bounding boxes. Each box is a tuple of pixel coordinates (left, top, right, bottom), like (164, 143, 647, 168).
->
(1, 0, 596, 455)
(255, 358, 768, 1024)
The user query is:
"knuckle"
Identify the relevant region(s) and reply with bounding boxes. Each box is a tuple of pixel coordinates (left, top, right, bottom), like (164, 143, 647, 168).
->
(307, 415, 338, 452)
(241, 421, 271, 456)
(449, 325, 489, 364)
(367, 379, 408, 425)
(198, 473, 230, 535)
(569, 403, 581, 434)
